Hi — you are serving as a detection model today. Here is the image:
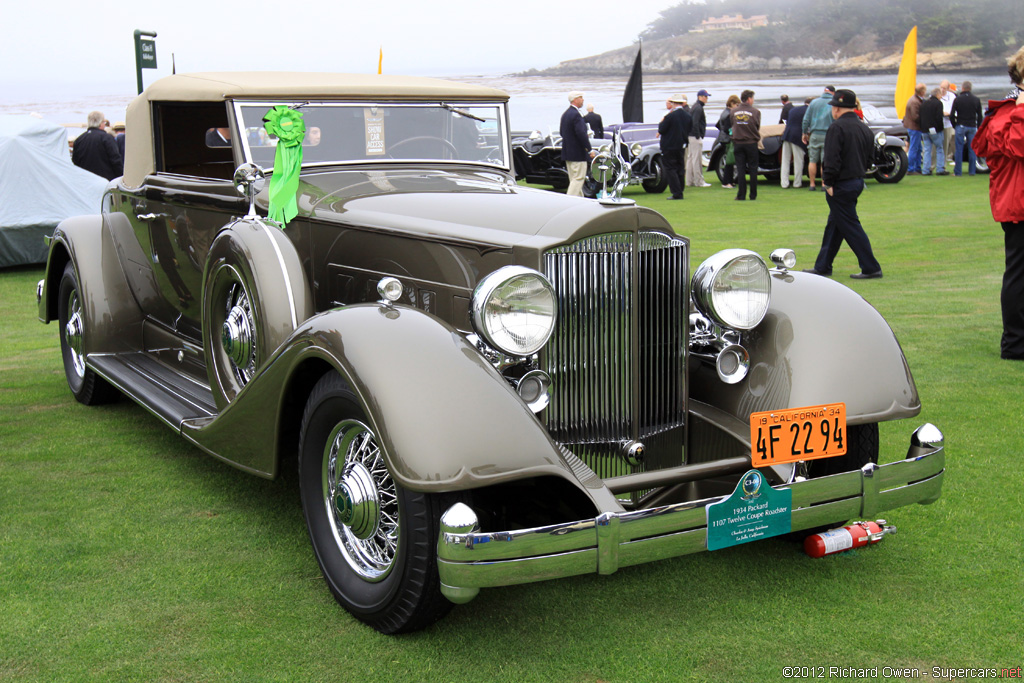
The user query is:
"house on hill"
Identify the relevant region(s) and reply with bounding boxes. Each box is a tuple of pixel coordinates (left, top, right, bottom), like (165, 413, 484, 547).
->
(693, 14, 769, 32)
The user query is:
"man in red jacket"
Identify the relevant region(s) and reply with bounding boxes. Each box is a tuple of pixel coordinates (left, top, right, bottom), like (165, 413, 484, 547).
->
(973, 45, 1024, 360)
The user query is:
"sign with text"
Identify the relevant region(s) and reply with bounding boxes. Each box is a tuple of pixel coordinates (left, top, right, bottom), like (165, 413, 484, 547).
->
(364, 109, 385, 155)
(138, 39, 157, 68)
(706, 470, 792, 551)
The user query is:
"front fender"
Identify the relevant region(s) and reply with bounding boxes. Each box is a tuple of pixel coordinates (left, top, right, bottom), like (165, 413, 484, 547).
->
(38, 215, 144, 355)
(690, 270, 920, 425)
(182, 303, 615, 505)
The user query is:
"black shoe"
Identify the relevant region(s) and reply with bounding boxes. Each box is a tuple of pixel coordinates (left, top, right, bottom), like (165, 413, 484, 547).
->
(667, 195, 684, 200)
(936, 171, 949, 176)
(802, 268, 832, 276)
(850, 271, 883, 279)
(735, 196, 746, 201)
(809, 186, 817, 191)
(750, 195, 757, 201)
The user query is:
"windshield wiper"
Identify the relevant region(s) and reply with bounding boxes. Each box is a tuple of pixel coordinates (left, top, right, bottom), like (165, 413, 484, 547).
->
(441, 103, 485, 122)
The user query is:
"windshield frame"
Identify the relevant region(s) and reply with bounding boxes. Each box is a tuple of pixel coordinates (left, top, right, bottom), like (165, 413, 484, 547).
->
(232, 100, 510, 174)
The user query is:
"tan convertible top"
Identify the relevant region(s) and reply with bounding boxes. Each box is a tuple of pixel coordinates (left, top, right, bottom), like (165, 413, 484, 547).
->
(123, 72, 509, 187)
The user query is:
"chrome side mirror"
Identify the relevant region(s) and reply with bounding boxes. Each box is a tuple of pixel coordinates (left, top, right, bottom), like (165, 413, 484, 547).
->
(233, 163, 266, 218)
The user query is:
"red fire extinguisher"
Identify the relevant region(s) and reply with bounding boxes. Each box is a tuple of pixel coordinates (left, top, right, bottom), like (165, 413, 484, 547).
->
(804, 520, 897, 558)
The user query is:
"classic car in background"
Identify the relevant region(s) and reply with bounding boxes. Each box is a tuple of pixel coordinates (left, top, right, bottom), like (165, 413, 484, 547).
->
(708, 122, 910, 185)
(38, 72, 945, 634)
(512, 123, 716, 195)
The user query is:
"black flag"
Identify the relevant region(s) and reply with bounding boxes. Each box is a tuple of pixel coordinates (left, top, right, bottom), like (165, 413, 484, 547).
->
(622, 43, 643, 123)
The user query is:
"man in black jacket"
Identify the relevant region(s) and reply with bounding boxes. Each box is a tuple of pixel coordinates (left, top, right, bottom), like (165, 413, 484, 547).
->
(583, 104, 604, 140)
(71, 111, 122, 180)
(804, 89, 883, 280)
(920, 88, 948, 175)
(950, 80, 984, 176)
(658, 94, 692, 200)
(686, 89, 711, 187)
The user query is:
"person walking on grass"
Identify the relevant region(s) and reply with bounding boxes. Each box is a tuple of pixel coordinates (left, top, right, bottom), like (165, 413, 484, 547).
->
(804, 89, 883, 280)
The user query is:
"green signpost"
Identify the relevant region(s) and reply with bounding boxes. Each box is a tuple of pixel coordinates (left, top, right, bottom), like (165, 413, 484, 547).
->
(134, 29, 158, 95)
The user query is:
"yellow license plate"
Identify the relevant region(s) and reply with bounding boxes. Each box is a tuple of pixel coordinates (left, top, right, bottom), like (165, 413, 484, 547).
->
(749, 403, 847, 467)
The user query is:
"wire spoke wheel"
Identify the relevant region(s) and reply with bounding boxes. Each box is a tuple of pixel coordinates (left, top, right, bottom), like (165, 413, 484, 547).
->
(322, 419, 399, 581)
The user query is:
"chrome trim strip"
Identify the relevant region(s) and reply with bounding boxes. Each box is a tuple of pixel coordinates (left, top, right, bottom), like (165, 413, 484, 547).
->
(254, 219, 299, 329)
(438, 436, 944, 599)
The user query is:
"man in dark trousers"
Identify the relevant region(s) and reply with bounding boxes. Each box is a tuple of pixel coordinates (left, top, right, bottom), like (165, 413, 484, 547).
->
(584, 104, 604, 140)
(71, 110, 122, 180)
(950, 80, 984, 176)
(657, 94, 692, 200)
(729, 90, 761, 200)
(686, 89, 711, 187)
(559, 91, 595, 197)
(804, 89, 883, 280)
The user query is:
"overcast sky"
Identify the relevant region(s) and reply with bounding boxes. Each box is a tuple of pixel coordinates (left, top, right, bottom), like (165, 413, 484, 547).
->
(3, 0, 670, 95)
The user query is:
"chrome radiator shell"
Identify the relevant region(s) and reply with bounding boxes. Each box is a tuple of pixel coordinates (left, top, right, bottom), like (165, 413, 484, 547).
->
(542, 231, 689, 482)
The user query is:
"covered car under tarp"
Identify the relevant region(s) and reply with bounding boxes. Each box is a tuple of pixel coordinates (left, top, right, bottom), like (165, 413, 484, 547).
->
(0, 115, 108, 268)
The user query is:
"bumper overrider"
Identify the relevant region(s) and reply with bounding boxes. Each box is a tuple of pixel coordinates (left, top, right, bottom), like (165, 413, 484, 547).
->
(437, 424, 944, 604)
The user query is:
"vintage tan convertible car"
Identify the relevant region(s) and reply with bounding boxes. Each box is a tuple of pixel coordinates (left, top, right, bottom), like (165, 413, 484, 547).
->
(36, 72, 945, 633)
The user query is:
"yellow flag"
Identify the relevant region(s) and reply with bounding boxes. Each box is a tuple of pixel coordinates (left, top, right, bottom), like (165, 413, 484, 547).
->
(378, 47, 383, 75)
(895, 27, 917, 118)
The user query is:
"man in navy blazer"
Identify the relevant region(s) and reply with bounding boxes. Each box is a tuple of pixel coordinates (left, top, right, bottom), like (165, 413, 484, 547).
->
(560, 91, 595, 197)
(658, 94, 692, 200)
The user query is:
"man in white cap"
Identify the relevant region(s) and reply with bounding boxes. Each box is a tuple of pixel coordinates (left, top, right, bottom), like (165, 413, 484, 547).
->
(559, 91, 595, 197)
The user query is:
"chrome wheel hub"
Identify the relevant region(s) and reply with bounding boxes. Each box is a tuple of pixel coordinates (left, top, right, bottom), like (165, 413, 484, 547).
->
(64, 291, 85, 379)
(222, 304, 254, 369)
(323, 419, 398, 581)
(221, 282, 256, 385)
(333, 461, 381, 540)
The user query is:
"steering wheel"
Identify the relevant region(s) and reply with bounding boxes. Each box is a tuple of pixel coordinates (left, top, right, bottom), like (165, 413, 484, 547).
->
(387, 136, 458, 159)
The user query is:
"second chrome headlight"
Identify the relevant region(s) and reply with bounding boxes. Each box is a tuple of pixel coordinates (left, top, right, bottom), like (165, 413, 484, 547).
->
(471, 266, 557, 356)
(691, 249, 771, 330)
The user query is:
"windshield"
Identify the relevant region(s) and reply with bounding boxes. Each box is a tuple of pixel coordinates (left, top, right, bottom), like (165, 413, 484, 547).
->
(236, 102, 508, 171)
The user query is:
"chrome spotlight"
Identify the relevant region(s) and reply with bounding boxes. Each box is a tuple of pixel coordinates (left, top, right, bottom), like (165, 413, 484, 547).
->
(716, 343, 750, 384)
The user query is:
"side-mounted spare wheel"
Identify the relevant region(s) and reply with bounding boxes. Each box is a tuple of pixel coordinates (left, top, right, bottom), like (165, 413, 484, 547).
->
(298, 371, 464, 634)
(57, 262, 118, 405)
(202, 219, 312, 409)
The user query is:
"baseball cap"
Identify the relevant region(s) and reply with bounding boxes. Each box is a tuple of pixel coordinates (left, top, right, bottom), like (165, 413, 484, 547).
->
(697, 89, 711, 97)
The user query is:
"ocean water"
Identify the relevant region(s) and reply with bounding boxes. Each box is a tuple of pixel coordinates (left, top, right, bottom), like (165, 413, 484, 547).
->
(2, 71, 1013, 136)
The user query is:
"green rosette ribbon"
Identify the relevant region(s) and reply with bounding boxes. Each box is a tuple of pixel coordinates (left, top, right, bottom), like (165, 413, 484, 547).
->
(263, 106, 307, 226)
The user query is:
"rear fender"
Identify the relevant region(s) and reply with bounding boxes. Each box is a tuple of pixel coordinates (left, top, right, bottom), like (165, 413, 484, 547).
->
(690, 270, 920, 426)
(38, 215, 144, 354)
(182, 303, 617, 508)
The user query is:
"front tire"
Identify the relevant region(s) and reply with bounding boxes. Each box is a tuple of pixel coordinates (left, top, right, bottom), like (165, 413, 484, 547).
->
(57, 262, 117, 405)
(641, 156, 668, 193)
(873, 147, 908, 184)
(298, 372, 458, 634)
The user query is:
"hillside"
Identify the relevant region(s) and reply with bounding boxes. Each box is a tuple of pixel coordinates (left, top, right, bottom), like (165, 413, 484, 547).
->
(524, 31, 1005, 77)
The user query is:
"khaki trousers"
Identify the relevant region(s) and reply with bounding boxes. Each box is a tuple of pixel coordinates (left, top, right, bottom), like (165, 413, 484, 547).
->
(566, 160, 588, 197)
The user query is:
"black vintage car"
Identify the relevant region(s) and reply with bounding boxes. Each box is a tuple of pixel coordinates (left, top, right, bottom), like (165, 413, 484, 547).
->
(37, 72, 945, 635)
(708, 121, 910, 185)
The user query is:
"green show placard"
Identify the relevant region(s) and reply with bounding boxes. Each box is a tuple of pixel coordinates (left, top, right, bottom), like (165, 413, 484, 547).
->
(706, 470, 792, 551)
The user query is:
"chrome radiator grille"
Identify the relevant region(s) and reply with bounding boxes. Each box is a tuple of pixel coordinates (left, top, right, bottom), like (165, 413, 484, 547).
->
(542, 231, 688, 481)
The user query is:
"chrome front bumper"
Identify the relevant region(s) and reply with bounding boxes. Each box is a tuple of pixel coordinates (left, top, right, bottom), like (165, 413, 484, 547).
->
(437, 424, 945, 604)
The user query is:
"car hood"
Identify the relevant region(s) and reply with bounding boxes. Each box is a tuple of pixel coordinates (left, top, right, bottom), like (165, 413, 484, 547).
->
(288, 167, 672, 249)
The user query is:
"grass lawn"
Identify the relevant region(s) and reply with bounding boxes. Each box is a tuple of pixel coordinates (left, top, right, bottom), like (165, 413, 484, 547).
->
(1, 170, 1021, 682)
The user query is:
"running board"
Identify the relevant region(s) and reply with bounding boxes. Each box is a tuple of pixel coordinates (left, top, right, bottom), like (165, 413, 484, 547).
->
(89, 353, 217, 429)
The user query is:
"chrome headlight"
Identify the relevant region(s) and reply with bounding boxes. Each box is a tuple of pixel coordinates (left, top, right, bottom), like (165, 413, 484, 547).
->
(874, 131, 886, 146)
(630, 142, 643, 157)
(691, 249, 771, 330)
(471, 266, 557, 356)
